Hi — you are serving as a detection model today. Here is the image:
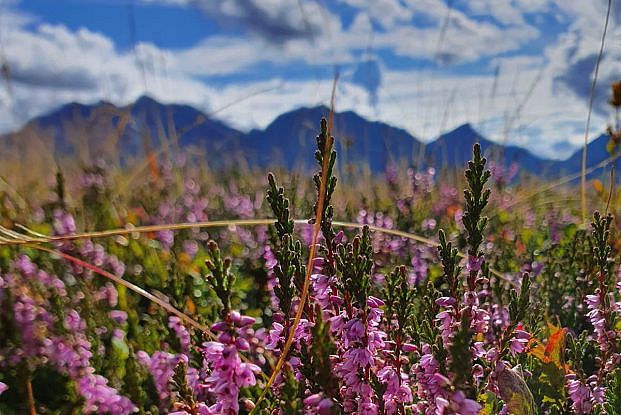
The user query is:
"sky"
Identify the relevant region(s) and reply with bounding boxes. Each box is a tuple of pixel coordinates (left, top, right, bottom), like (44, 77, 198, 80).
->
(0, 0, 620, 159)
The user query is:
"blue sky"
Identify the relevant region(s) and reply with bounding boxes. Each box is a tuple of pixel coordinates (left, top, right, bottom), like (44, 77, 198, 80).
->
(0, 0, 619, 159)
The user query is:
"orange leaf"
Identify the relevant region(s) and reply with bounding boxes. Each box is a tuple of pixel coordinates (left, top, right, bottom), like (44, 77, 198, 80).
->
(186, 297, 196, 315)
(529, 325, 568, 369)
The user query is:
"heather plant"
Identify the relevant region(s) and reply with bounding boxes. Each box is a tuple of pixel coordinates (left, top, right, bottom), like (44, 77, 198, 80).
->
(0, 114, 620, 415)
(563, 212, 620, 414)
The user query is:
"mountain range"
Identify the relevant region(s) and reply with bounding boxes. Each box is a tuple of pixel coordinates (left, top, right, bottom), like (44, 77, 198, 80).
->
(1, 95, 618, 180)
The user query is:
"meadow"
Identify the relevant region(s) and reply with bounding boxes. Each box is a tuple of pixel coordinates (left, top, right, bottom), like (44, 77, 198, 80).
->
(0, 114, 619, 415)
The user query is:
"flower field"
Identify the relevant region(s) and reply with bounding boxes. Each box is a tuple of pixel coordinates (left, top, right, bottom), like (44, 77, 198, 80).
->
(0, 118, 619, 415)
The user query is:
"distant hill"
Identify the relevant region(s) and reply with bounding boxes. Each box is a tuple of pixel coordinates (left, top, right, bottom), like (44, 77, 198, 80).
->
(424, 123, 558, 176)
(553, 133, 617, 177)
(244, 105, 423, 171)
(1, 95, 618, 179)
(1, 96, 246, 168)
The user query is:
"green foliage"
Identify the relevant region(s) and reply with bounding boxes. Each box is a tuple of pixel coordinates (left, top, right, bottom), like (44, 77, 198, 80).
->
(55, 169, 65, 207)
(267, 173, 295, 238)
(170, 361, 195, 412)
(124, 347, 160, 414)
(312, 118, 338, 244)
(266, 173, 305, 317)
(383, 265, 416, 337)
(411, 281, 442, 346)
(448, 314, 474, 397)
(590, 211, 614, 282)
(437, 229, 462, 297)
(502, 273, 531, 351)
(537, 229, 591, 331)
(603, 370, 621, 415)
(462, 143, 491, 258)
(204, 240, 236, 317)
(278, 367, 304, 415)
(334, 226, 374, 309)
(298, 307, 340, 403)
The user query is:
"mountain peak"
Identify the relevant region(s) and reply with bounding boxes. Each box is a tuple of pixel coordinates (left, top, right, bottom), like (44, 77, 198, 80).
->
(443, 123, 480, 139)
(131, 94, 162, 110)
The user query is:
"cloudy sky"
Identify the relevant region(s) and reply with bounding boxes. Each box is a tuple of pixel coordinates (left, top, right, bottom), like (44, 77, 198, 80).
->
(0, 0, 620, 159)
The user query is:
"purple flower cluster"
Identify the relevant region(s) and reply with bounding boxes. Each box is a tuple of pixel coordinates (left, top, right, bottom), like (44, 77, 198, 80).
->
(566, 265, 621, 411)
(411, 252, 533, 414)
(138, 350, 199, 405)
(200, 311, 261, 414)
(169, 316, 192, 355)
(412, 346, 481, 415)
(565, 374, 606, 414)
(78, 373, 137, 414)
(1, 255, 136, 414)
(585, 292, 619, 360)
(377, 363, 413, 415)
(331, 296, 386, 414)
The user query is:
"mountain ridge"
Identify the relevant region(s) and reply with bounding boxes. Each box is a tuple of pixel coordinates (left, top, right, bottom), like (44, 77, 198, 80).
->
(1, 95, 617, 179)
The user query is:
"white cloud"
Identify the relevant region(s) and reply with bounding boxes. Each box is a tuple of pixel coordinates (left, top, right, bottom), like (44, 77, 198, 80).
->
(143, 0, 542, 68)
(338, 0, 414, 29)
(141, 0, 338, 44)
(0, 0, 617, 161)
(460, 0, 528, 25)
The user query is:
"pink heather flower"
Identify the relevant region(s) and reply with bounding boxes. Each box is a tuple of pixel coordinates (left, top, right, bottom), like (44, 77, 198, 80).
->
(78, 373, 137, 415)
(449, 390, 482, 415)
(566, 374, 593, 415)
(139, 351, 186, 402)
(263, 246, 281, 310)
(377, 366, 413, 415)
(65, 309, 86, 331)
(80, 172, 105, 190)
(94, 283, 119, 307)
(435, 309, 455, 344)
(168, 316, 191, 354)
(509, 330, 530, 355)
(469, 306, 490, 334)
(170, 403, 214, 415)
(199, 313, 261, 414)
(109, 310, 128, 324)
(183, 240, 199, 258)
(0, 382, 7, 395)
(304, 393, 334, 415)
(435, 297, 456, 307)
(402, 343, 418, 353)
(466, 255, 484, 273)
(157, 230, 175, 250)
(409, 254, 428, 285)
(616, 275, 621, 314)
(421, 218, 437, 231)
(332, 299, 386, 414)
(15, 255, 37, 276)
(491, 304, 510, 328)
(264, 322, 284, 351)
(312, 273, 337, 309)
(412, 350, 451, 414)
(53, 209, 76, 235)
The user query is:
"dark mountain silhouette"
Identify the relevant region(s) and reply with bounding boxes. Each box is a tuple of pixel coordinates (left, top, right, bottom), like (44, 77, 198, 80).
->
(555, 133, 619, 177)
(425, 123, 557, 177)
(244, 105, 423, 170)
(3, 96, 245, 166)
(1, 95, 617, 179)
